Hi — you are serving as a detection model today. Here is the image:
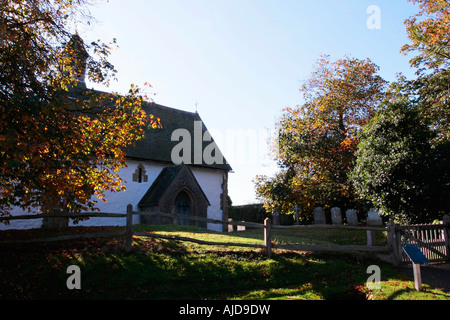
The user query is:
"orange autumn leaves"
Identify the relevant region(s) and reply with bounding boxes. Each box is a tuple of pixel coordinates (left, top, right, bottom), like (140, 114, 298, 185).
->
(0, 0, 153, 218)
(255, 56, 387, 216)
(402, 0, 450, 70)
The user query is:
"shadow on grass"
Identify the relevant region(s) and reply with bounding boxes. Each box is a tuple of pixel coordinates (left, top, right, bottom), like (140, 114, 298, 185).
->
(1, 225, 447, 300)
(0, 234, 377, 300)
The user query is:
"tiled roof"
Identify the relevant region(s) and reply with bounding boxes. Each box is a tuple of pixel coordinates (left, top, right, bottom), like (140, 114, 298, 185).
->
(124, 102, 232, 171)
(138, 164, 210, 206)
(138, 165, 182, 206)
(62, 35, 230, 171)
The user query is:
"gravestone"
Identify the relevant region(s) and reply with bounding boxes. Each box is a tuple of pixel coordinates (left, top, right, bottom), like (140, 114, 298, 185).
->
(272, 211, 280, 225)
(228, 219, 234, 232)
(294, 205, 300, 225)
(367, 208, 382, 226)
(313, 207, 326, 224)
(345, 209, 358, 226)
(331, 207, 342, 225)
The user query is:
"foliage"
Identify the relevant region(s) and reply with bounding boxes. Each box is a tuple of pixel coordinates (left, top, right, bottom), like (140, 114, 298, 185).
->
(349, 101, 450, 224)
(402, 0, 450, 71)
(401, 0, 450, 141)
(0, 0, 149, 218)
(229, 203, 274, 224)
(349, 0, 450, 224)
(254, 55, 387, 218)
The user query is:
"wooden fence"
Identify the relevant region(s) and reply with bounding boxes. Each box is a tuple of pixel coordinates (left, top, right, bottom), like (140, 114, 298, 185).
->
(133, 210, 389, 257)
(388, 216, 450, 265)
(0, 205, 388, 256)
(2, 206, 448, 266)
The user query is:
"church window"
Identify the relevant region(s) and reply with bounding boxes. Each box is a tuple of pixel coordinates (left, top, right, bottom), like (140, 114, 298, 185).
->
(132, 164, 148, 183)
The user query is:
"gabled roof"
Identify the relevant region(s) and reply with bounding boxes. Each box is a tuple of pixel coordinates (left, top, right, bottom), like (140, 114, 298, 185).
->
(62, 35, 230, 171)
(138, 165, 181, 206)
(124, 102, 232, 171)
(138, 164, 210, 207)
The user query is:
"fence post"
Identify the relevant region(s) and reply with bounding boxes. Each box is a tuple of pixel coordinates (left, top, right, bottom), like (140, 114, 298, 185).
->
(443, 214, 450, 261)
(173, 214, 178, 225)
(367, 230, 376, 247)
(387, 220, 401, 266)
(264, 218, 272, 258)
(125, 204, 133, 252)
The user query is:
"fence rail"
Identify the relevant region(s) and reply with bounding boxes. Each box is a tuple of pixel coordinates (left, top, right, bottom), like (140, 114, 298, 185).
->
(0, 205, 390, 258)
(139, 210, 265, 229)
(0, 212, 127, 220)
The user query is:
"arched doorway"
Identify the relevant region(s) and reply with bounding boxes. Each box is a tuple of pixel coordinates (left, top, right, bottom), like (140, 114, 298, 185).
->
(138, 165, 210, 228)
(174, 191, 192, 225)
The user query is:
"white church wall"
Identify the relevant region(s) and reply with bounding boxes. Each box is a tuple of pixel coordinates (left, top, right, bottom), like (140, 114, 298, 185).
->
(76, 162, 226, 230)
(70, 159, 167, 227)
(1, 160, 228, 232)
(190, 166, 225, 232)
(0, 160, 165, 230)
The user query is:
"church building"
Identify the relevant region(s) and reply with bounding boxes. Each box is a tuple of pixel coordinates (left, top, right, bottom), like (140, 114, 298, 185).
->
(85, 101, 233, 232)
(1, 35, 232, 232)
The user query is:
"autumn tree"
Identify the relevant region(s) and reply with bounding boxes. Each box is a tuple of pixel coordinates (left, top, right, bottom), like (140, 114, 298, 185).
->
(254, 56, 387, 219)
(349, 0, 450, 223)
(402, 0, 450, 71)
(0, 0, 148, 219)
(401, 0, 450, 141)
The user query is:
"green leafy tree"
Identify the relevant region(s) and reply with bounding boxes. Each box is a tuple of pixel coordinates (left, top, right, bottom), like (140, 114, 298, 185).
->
(349, 101, 450, 224)
(350, 0, 450, 224)
(0, 0, 148, 219)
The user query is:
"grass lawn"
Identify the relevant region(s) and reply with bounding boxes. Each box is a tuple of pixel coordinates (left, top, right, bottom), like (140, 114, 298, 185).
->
(0, 224, 449, 300)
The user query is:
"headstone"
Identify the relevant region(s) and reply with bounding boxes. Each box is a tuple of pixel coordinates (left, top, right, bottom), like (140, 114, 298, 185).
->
(228, 218, 234, 232)
(272, 211, 280, 225)
(367, 208, 383, 226)
(313, 207, 326, 224)
(331, 207, 342, 225)
(294, 205, 300, 225)
(345, 209, 358, 226)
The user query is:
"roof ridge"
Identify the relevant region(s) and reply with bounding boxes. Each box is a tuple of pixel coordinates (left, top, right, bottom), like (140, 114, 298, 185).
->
(145, 101, 201, 118)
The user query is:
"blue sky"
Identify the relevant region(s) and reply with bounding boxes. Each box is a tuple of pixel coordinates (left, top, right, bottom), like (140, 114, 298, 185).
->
(81, 0, 420, 205)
